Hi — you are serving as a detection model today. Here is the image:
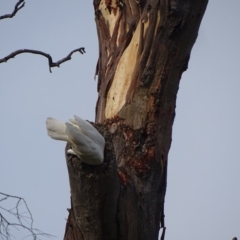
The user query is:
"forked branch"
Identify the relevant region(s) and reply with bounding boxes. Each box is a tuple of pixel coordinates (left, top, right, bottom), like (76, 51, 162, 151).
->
(0, 48, 85, 72)
(0, 0, 25, 20)
(0, 192, 54, 240)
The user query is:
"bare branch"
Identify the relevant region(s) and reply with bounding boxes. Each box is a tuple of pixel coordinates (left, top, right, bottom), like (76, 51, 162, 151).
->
(0, 192, 54, 240)
(0, 0, 25, 20)
(160, 227, 166, 240)
(0, 47, 86, 72)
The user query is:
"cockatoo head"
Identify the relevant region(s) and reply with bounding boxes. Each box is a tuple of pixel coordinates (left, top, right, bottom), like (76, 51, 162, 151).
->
(46, 115, 105, 165)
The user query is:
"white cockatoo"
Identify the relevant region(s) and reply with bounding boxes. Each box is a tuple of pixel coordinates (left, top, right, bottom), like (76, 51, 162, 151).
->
(46, 115, 105, 165)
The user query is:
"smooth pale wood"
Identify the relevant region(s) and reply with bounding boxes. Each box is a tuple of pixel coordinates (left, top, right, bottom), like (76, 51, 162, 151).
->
(64, 1, 208, 239)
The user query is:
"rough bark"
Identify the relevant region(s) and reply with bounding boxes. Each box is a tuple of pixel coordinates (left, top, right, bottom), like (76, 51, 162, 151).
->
(63, 0, 208, 239)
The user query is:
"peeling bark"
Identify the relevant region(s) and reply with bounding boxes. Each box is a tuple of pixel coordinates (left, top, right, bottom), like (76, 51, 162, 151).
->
(64, 1, 208, 239)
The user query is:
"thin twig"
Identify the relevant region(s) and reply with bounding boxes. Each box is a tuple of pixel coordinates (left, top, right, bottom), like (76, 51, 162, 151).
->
(0, 0, 25, 20)
(160, 199, 166, 240)
(0, 192, 54, 240)
(0, 47, 86, 72)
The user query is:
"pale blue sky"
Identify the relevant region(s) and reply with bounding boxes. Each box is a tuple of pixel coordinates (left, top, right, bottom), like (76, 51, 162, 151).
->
(0, 1, 239, 239)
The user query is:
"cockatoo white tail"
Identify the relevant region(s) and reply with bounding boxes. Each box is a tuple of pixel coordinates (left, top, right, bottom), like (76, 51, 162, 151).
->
(46, 115, 105, 165)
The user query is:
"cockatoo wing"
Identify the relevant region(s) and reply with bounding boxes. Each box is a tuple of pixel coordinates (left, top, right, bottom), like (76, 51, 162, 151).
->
(65, 122, 104, 165)
(46, 118, 69, 141)
(46, 115, 105, 165)
(73, 115, 105, 147)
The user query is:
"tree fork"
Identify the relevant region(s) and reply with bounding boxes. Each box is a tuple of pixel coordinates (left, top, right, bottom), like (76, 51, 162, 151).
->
(63, 0, 208, 239)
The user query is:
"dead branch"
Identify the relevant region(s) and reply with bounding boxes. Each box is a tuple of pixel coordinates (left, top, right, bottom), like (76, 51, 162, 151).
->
(0, 0, 25, 20)
(0, 192, 54, 240)
(0, 47, 85, 72)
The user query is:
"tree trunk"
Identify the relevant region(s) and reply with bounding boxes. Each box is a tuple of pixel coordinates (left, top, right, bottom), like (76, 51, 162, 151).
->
(63, 0, 208, 239)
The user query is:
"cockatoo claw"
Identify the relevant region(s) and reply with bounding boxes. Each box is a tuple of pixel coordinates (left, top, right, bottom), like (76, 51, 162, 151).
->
(67, 149, 77, 155)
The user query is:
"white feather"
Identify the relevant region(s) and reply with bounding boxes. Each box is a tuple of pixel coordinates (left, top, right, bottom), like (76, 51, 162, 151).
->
(46, 115, 105, 165)
(72, 115, 105, 147)
(46, 118, 69, 141)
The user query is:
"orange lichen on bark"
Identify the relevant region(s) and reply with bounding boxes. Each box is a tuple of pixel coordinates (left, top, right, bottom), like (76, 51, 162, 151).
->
(129, 156, 151, 175)
(118, 170, 128, 185)
(128, 147, 155, 175)
(146, 147, 154, 158)
(123, 128, 133, 140)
